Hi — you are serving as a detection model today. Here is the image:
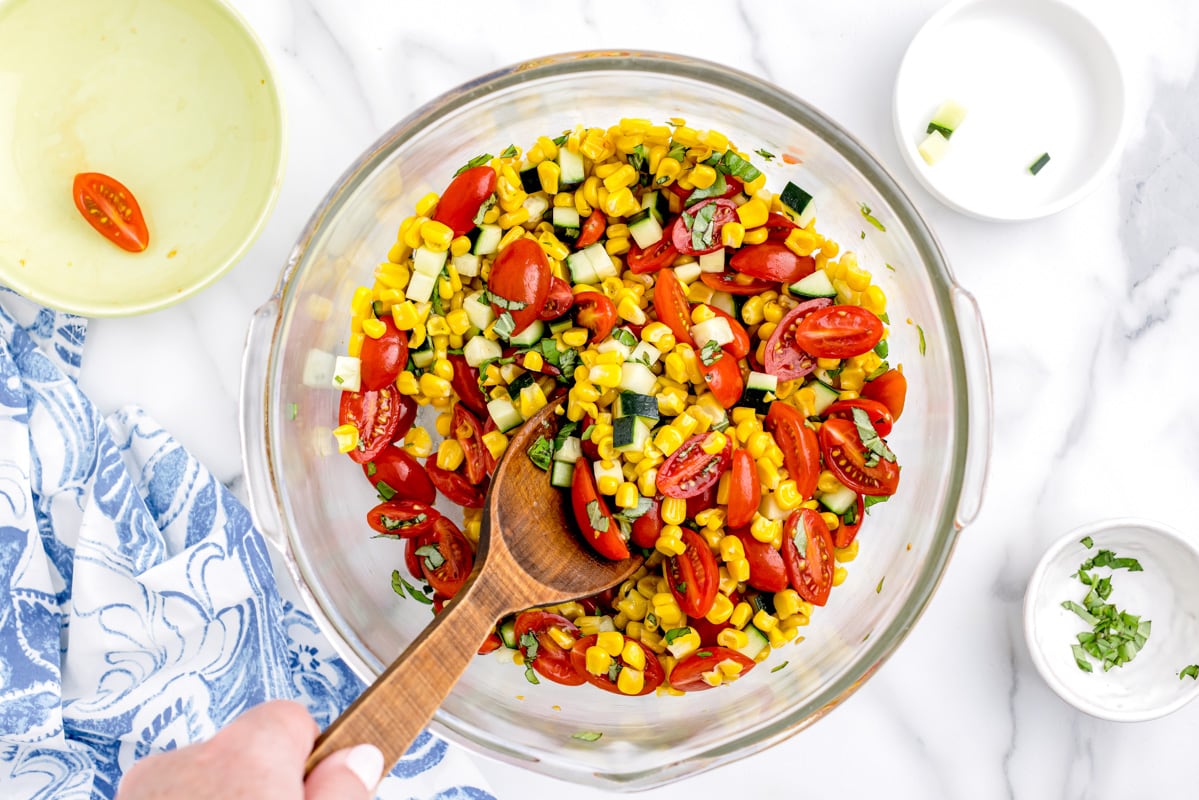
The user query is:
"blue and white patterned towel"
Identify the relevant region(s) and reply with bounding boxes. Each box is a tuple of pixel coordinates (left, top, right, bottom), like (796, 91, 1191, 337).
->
(0, 291, 495, 800)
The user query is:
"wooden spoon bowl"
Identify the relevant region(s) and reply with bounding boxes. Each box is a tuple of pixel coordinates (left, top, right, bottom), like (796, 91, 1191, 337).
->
(305, 399, 643, 774)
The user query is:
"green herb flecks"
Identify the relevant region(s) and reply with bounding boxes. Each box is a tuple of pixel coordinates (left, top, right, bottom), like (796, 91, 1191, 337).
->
(1180, 665, 1199, 680)
(519, 631, 539, 663)
(719, 149, 761, 182)
(1081, 535, 1094, 549)
(492, 312, 516, 341)
(499, 144, 518, 159)
(663, 627, 690, 644)
(455, 152, 493, 176)
(614, 495, 654, 523)
(571, 731, 603, 742)
(754, 148, 776, 161)
(1029, 152, 1051, 175)
(876, 577, 885, 594)
(771, 660, 789, 673)
(851, 406, 897, 469)
(859, 202, 887, 232)
(1064, 547, 1152, 673)
(365, 461, 377, 477)
(863, 495, 889, 512)
(390, 570, 433, 605)
(379, 512, 427, 533)
(685, 202, 720, 251)
(615, 328, 637, 348)
(375, 480, 397, 501)
(699, 339, 723, 366)
(472, 193, 497, 225)
(585, 500, 610, 534)
(527, 436, 554, 471)
(916, 324, 926, 355)
(415, 545, 445, 571)
(287, 402, 298, 420)
(685, 172, 728, 207)
(524, 665, 541, 685)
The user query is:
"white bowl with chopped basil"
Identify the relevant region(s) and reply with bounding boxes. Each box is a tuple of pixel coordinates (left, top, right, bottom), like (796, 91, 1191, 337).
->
(1024, 519, 1199, 722)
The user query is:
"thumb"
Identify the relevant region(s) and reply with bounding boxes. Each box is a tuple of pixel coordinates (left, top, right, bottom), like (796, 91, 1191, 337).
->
(305, 743, 385, 800)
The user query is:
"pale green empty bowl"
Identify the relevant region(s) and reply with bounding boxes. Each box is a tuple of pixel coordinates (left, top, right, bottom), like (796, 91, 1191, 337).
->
(0, 0, 285, 316)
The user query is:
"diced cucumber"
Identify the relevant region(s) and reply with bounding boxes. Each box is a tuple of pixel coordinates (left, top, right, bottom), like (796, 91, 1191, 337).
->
(473, 224, 503, 255)
(674, 260, 702, 285)
(698, 249, 725, 273)
(708, 290, 736, 317)
(811, 381, 840, 414)
(508, 319, 545, 347)
(331, 355, 361, 392)
(522, 193, 550, 225)
(819, 482, 857, 515)
(453, 252, 481, 278)
(735, 625, 770, 661)
(463, 336, 502, 367)
(746, 371, 778, 393)
(507, 371, 537, 398)
(552, 206, 581, 241)
(567, 250, 599, 285)
(412, 246, 448, 277)
(553, 436, 583, 464)
(550, 460, 576, 488)
(519, 165, 542, 193)
(628, 340, 661, 367)
(585, 242, 618, 280)
(615, 391, 660, 422)
(404, 271, 436, 303)
(558, 147, 586, 186)
(549, 317, 573, 335)
(619, 361, 658, 395)
(593, 459, 623, 488)
(789, 270, 837, 299)
(302, 348, 336, 388)
(927, 99, 967, 138)
(462, 291, 495, 330)
(691, 316, 734, 350)
(487, 397, 523, 432)
(740, 387, 773, 414)
(613, 416, 653, 453)
(627, 209, 664, 249)
(410, 347, 434, 369)
(640, 190, 668, 224)
(779, 182, 816, 228)
(918, 130, 951, 166)
(499, 618, 518, 649)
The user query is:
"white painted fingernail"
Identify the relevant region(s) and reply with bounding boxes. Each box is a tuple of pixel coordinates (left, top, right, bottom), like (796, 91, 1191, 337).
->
(344, 743, 385, 790)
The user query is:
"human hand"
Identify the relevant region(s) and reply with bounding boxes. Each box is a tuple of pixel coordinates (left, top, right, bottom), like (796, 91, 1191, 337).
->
(116, 700, 385, 799)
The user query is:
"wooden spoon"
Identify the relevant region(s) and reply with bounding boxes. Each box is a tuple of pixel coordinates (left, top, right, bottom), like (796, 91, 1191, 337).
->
(305, 398, 643, 775)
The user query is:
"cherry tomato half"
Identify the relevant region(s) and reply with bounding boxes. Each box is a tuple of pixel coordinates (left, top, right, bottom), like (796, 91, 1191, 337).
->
(627, 237, 678, 274)
(72, 172, 150, 252)
(365, 444, 435, 505)
(731, 527, 788, 593)
(489, 238, 551, 335)
(478, 632, 503, 655)
(656, 431, 733, 499)
(763, 298, 832, 381)
(706, 306, 751, 361)
(366, 499, 441, 538)
(448, 355, 489, 417)
(726, 450, 761, 529)
(515, 611, 586, 686)
(571, 457, 630, 560)
(652, 268, 693, 346)
(818, 418, 900, 496)
(538, 276, 575, 321)
(360, 315, 409, 392)
(573, 292, 617, 345)
(826, 398, 894, 438)
(729, 242, 816, 284)
(575, 209, 607, 249)
(666, 527, 720, 618)
(671, 198, 737, 256)
(781, 508, 834, 606)
(668, 647, 756, 693)
(764, 212, 798, 242)
(698, 350, 744, 409)
(793, 306, 885, 359)
(698, 270, 776, 297)
(834, 494, 866, 549)
(764, 401, 820, 500)
(339, 386, 403, 464)
(861, 368, 908, 421)
(433, 165, 497, 237)
(418, 517, 474, 598)
(425, 458, 488, 507)
(569, 634, 665, 696)
(630, 496, 663, 549)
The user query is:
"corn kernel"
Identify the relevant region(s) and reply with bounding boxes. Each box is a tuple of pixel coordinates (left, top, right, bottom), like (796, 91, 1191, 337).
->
(729, 602, 753, 630)
(736, 197, 770, 229)
(435, 438, 465, 471)
(654, 533, 687, 558)
(835, 539, 861, 563)
(705, 593, 735, 625)
(653, 426, 685, 457)
(588, 364, 623, 388)
(615, 482, 640, 510)
(728, 557, 750, 583)
(774, 589, 802, 620)
(817, 471, 844, 494)
(721, 222, 745, 248)
(717, 628, 749, 650)
(701, 430, 727, 455)
(718, 535, 745, 563)
(547, 626, 576, 651)
(617, 666, 645, 695)
(332, 424, 358, 454)
(621, 641, 647, 671)
(753, 609, 779, 632)
(419, 373, 453, 399)
(596, 631, 625, 657)
(833, 567, 848, 587)
(743, 227, 769, 245)
(585, 646, 613, 676)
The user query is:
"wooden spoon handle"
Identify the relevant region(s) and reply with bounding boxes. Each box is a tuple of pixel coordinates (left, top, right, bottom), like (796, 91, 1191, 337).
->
(304, 573, 508, 776)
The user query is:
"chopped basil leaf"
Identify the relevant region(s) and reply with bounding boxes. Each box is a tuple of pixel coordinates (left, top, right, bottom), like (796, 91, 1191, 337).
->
(629, 144, 648, 173)
(455, 153, 493, 176)
(431, 280, 444, 315)
(571, 731, 603, 742)
(696, 650, 713, 658)
(851, 407, 896, 465)
(699, 339, 723, 366)
(663, 627, 691, 644)
(500, 144, 518, 159)
(1029, 152, 1051, 175)
(645, 613, 658, 627)
(376, 480, 397, 501)
(860, 231, 865, 240)
(552, 133, 568, 146)
(685, 172, 728, 206)
(493, 312, 516, 341)
(754, 148, 776, 161)
(334, 375, 344, 384)
(1062, 600, 1100, 627)
(390, 570, 433, 605)
(1066, 547, 1152, 672)
(472, 193, 496, 225)
(585, 500, 610, 533)
(770, 660, 789, 673)
(885, 263, 896, 271)
(876, 577, 885, 593)
(873, 340, 889, 359)
(287, 402, 298, 420)
(415, 545, 445, 571)
(916, 324, 926, 356)
(863, 495, 889, 512)
(718, 150, 762, 182)
(379, 512, 427, 532)
(365, 461, 377, 477)
(607, 661, 622, 682)
(686, 202, 719, 251)
(866, 361, 890, 381)
(524, 665, 541, 685)
(1180, 665, 1199, 680)
(614, 496, 654, 522)
(482, 289, 528, 312)
(1081, 535, 1094, 549)
(859, 202, 887, 232)
(675, 581, 687, 595)
(581, 424, 596, 441)
(879, 312, 890, 324)
(841, 504, 858, 526)
(527, 436, 554, 471)
(666, 142, 688, 162)
(1072, 644, 1094, 673)
(615, 328, 637, 347)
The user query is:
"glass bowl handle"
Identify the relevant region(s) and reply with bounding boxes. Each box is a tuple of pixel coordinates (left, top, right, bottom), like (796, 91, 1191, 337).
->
(952, 286, 992, 529)
(240, 296, 288, 553)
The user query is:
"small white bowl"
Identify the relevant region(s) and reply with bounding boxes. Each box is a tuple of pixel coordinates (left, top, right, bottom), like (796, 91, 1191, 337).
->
(893, 0, 1126, 221)
(1024, 519, 1199, 722)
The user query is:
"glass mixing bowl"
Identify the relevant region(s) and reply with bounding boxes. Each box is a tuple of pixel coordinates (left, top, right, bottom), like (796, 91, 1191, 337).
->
(240, 51, 991, 790)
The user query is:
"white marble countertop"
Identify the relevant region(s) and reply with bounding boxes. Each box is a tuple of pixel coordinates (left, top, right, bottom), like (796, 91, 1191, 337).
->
(73, 0, 1199, 796)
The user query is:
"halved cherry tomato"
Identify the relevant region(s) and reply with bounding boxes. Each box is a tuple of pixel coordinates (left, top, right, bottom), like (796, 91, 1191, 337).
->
(571, 457, 630, 560)
(729, 242, 816, 284)
(826, 398, 894, 438)
(630, 496, 662, 549)
(489, 238, 551, 335)
(765, 401, 820, 499)
(452, 404, 492, 484)
(418, 517, 474, 598)
(834, 494, 865, 549)
(731, 528, 788, 593)
(433, 165, 497, 237)
(448, 354, 489, 417)
(668, 647, 756, 693)
(365, 445, 435, 505)
(515, 611, 586, 686)
(726, 450, 760, 529)
(393, 394, 420, 443)
(652, 268, 694, 346)
(72, 172, 150, 252)
(627, 237, 678, 274)
(685, 484, 717, 521)
(366, 499, 440, 538)
(666, 528, 720, 618)
(569, 634, 664, 695)
(670, 198, 737, 256)
(575, 209, 606, 249)
(763, 298, 832, 381)
(793, 306, 884, 359)
(425, 458, 488, 507)
(539, 276, 575, 320)
(861, 368, 908, 421)
(360, 315, 409, 391)
(339, 386, 403, 464)
(764, 212, 798, 241)
(478, 632, 502, 655)
(819, 417, 899, 496)
(699, 270, 776, 296)
(781, 508, 834, 606)
(573, 292, 617, 345)
(698, 350, 744, 409)
(656, 431, 733, 499)
(706, 306, 751, 360)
